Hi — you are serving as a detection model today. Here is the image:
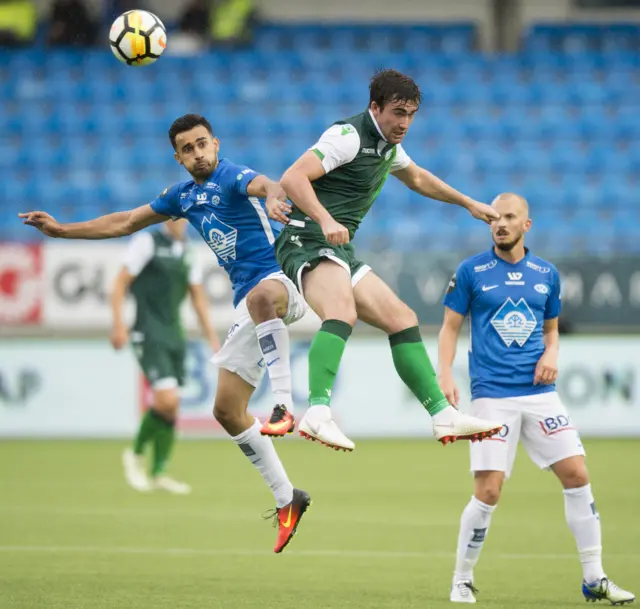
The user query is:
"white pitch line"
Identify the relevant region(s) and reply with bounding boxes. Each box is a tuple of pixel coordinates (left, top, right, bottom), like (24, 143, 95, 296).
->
(0, 506, 630, 533)
(0, 545, 638, 561)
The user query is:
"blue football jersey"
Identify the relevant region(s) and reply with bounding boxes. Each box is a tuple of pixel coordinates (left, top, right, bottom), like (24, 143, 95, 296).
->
(443, 248, 562, 400)
(150, 158, 282, 307)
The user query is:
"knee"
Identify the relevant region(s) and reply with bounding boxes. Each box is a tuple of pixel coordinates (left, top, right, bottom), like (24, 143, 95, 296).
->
(474, 474, 503, 506)
(561, 468, 590, 490)
(476, 486, 502, 506)
(389, 305, 419, 334)
(153, 390, 180, 418)
(381, 305, 418, 336)
(213, 400, 242, 429)
(336, 305, 357, 327)
(246, 286, 277, 319)
(321, 295, 357, 326)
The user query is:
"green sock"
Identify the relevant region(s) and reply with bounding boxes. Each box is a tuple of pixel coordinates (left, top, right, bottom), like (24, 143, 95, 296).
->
(150, 410, 176, 477)
(308, 319, 353, 406)
(133, 410, 159, 455)
(390, 326, 449, 416)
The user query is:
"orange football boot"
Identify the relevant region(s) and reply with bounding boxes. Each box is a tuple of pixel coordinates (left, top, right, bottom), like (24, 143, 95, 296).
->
(260, 405, 295, 437)
(264, 488, 312, 554)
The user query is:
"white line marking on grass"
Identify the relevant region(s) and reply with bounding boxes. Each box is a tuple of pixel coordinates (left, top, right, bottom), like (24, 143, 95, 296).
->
(0, 545, 637, 561)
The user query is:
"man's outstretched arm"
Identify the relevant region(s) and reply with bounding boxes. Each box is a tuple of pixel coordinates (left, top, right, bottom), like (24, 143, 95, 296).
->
(19, 204, 167, 240)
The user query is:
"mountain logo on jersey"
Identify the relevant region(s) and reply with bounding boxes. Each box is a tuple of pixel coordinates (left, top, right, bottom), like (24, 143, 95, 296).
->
(201, 213, 237, 263)
(490, 298, 537, 347)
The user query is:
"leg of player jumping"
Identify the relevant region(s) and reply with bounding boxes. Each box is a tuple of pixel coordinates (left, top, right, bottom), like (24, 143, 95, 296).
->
(297, 260, 357, 451)
(213, 368, 311, 553)
(552, 456, 634, 603)
(353, 272, 502, 443)
(245, 280, 295, 437)
(451, 470, 503, 603)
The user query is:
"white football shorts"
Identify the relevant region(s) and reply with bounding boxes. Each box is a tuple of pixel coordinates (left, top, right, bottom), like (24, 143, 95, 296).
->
(469, 392, 585, 479)
(211, 271, 308, 387)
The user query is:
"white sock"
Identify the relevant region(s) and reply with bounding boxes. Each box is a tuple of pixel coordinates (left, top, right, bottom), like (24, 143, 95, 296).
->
(256, 319, 293, 410)
(564, 484, 605, 582)
(231, 418, 294, 508)
(453, 495, 497, 583)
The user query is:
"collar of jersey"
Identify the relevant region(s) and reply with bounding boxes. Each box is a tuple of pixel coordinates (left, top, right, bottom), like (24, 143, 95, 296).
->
(192, 158, 225, 190)
(491, 246, 530, 267)
(367, 109, 388, 142)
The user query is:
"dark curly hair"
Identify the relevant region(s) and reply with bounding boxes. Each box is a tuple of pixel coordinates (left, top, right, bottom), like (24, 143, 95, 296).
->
(168, 114, 214, 150)
(369, 69, 422, 110)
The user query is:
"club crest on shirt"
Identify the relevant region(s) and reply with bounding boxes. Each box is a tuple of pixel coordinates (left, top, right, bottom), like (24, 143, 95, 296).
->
(490, 298, 537, 347)
(201, 213, 238, 262)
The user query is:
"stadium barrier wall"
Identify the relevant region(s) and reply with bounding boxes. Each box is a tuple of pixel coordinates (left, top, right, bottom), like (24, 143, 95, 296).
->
(1, 336, 639, 439)
(2, 242, 640, 331)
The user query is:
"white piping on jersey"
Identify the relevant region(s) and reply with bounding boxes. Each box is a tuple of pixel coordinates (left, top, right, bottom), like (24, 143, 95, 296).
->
(248, 196, 275, 245)
(288, 219, 306, 228)
(368, 109, 387, 142)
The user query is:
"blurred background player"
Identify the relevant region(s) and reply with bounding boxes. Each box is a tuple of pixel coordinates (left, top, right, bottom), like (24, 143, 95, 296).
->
(19, 113, 311, 554)
(438, 193, 634, 605)
(110, 217, 220, 495)
(272, 69, 502, 452)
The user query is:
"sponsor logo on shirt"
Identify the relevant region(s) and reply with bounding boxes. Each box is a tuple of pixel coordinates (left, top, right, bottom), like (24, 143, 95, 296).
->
(505, 271, 525, 286)
(196, 193, 208, 205)
(527, 261, 551, 273)
(474, 260, 497, 273)
(237, 169, 254, 180)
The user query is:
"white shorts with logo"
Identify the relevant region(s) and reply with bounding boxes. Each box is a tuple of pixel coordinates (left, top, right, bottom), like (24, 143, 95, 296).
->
(211, 271, 308, 387)
(470, 392, 585, 479)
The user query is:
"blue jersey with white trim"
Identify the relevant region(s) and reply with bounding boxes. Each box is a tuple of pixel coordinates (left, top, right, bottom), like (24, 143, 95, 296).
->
(443, 248, 562, 400)
(150, 158, 281, 307)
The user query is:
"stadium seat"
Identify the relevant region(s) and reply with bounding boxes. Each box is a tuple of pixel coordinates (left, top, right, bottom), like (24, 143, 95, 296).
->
(1, 25, 638, 254)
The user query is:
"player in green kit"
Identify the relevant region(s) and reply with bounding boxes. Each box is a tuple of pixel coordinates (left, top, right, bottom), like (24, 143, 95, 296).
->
(111, 217, 220, 494)
(269, 69, 503, 451)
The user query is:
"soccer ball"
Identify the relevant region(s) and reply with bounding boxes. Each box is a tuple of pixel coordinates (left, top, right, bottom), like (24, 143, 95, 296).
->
(109, 10, 167, 67)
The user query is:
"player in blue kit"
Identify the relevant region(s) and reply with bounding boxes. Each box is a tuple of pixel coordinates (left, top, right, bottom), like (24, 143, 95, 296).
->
(437, 193, 634, 605)
(19, 114, 310, 554)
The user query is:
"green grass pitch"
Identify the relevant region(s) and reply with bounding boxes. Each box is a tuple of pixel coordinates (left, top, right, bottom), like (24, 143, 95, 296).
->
(1, 438, 638, 608)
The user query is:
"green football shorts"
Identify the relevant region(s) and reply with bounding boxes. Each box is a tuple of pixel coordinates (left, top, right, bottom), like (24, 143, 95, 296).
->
(130, 333, 186, 390)
(275, 221, 371, 293)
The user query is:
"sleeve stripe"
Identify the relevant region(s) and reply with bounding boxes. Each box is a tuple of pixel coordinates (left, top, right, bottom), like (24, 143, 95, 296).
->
(311, 148, 325, 161)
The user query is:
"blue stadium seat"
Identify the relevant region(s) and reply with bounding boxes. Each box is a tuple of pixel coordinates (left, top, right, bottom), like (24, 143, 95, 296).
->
(1, 25, 639, 254)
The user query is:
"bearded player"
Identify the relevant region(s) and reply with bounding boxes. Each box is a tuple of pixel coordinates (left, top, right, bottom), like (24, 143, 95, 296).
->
(438, 193, 634, 605)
